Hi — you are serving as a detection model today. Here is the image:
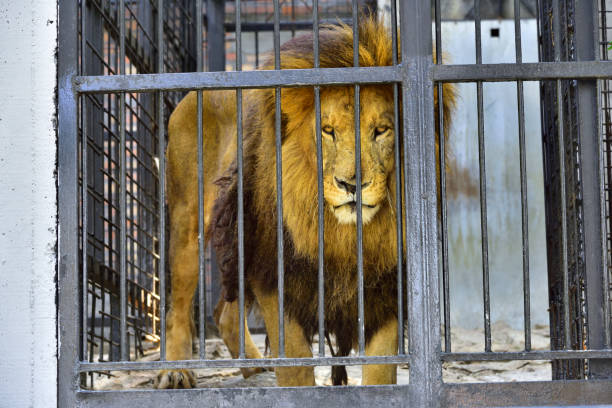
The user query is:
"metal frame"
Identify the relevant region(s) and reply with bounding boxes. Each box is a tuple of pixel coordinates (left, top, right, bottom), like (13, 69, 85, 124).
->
(58, 0, 612, 406)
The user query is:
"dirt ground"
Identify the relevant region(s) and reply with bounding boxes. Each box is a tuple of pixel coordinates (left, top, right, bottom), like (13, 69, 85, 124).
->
(92, 322, 551, 390)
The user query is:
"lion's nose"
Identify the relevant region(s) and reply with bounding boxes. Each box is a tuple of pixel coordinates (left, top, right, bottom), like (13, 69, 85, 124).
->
(334, 176, 371, 194)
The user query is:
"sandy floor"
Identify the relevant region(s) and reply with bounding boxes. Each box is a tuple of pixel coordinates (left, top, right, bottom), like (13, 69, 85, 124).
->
(92, 322, 552, 390)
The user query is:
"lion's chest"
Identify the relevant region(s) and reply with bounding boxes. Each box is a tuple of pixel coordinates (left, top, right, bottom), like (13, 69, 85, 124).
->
(250, 232, 399, 344)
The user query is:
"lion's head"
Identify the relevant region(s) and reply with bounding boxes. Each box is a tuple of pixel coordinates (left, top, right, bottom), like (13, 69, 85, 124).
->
(318, 85, 395, 224)
(253, 17, 454, 263)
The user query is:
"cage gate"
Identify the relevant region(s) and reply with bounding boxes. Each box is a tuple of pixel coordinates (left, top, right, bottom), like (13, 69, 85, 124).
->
(58, 0, 612, 406)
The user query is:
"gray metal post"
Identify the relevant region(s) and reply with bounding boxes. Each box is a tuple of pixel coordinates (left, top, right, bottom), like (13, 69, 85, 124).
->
(207, 0, 226, 72)
(401, 0, 442, 406)
(58, 0, 80, 405)
(575, 0, 612, 379)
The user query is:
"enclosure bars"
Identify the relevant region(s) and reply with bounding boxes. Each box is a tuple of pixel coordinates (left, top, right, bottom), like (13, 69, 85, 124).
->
(274, 0, 286, 359)
(599, 0, 612, 353)
(75, 0, 416, 374)
(391, 0, 404, 356)
(577, 0, 612, 378)
(401, 0, 443, 404)
(196, 0, 207, 359)
(157, 0, 166, 362)
(513, 0, 532, 352)
(236, 0, 246, 360)
(80, 0, 89, 365)
(352, 0, 366, 358)
(68, 0, 612, 370)
(118, 0, 129, 362)
(314, 0, 326, 359)
(434, 0, 450, 355)
(474, 0, 492, 353)
(59, 0, 612, 406)
(58, 0, 80, 405)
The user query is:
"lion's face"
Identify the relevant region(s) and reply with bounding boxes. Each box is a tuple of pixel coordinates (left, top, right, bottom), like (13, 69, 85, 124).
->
(318, 86, 395, 225)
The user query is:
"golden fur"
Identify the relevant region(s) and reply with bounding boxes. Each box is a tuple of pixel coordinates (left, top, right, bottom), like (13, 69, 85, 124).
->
(156, 17, 455, 388)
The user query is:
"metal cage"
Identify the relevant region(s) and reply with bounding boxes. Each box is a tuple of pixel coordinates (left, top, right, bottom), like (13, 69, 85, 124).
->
(58, 0, 612, 406)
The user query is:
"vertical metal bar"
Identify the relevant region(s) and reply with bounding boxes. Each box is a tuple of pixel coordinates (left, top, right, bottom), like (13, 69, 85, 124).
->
(273, 0, 285, 358)
(206, 0, 225, 72)
(390, 0, 404, 356)
(402, 0, 442, 405)
(313, 0, 325, 358)
(119, 0, 128, 362)
(290, 0, 296, 38)
(58, 0, 80, 402)
(434, 0, 450, 354)
(157, 0, 166, 361)
(352, 0, 365, 357)
(197, 88, 206, 358)
(551, 0, 571, 351)
(514, 0, 531, 352)
(255, 31, 259, 68)
(557, 76, 571, 351)
(600, 77, 612, 351)
(80, 0, 89, 362)
(513, 0, 522, 62)
(99, 288, 106, 363)
(236, 0, 245, 359)
(474, 0, 491, 353)
(196, 0, 207, 360)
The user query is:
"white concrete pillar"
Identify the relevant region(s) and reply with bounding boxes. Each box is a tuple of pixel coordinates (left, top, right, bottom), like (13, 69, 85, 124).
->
(0, 1, 58, 407)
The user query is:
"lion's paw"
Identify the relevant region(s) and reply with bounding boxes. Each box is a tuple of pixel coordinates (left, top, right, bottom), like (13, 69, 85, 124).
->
(240, 367, 266, 378)
(155, 369, 197, 389)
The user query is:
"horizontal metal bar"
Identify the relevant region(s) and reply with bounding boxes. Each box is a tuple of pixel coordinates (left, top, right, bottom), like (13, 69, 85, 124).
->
(74, 66, 402, 93)
(74, 61, 612, 94)
(432, 61, 612, 82)
(77, 385, 409, 408)
(443, 380, 612, 407)
(441, 349, 612, 361)
(75, 381, 612, 408)
(79, 355, 410, 372)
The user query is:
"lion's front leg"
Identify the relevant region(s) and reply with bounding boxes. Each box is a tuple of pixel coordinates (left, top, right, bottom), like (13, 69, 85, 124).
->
(252, 284, 315, 386)
(362, 318, 398, 385)
(213, 298, 265, 378)
(156, 223, 199, 389)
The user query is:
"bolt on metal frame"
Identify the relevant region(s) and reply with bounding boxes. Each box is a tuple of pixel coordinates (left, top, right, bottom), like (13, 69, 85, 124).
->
(59, 0, 612, 407)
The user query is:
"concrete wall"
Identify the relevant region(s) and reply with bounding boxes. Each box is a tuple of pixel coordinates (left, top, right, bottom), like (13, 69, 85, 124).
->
(0, 1, 58, 407)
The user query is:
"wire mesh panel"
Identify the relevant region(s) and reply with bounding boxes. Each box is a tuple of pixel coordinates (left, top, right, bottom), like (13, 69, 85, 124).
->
(434, 0, 612, 390)
(537, 0, 588, 379)
(78, 0, 198, 387)
(58, 0, 612, 406)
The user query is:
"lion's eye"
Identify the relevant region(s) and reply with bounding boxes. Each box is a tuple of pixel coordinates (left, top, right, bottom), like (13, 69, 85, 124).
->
(322, 126, 335, 140)
(374, 126, 390, 139)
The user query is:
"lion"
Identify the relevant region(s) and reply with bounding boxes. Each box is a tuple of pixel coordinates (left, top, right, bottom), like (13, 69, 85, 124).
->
(156, 17, 455, 389)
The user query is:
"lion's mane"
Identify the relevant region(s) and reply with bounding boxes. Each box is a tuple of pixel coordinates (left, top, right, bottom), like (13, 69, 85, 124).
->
(211, 17, 454, 346)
